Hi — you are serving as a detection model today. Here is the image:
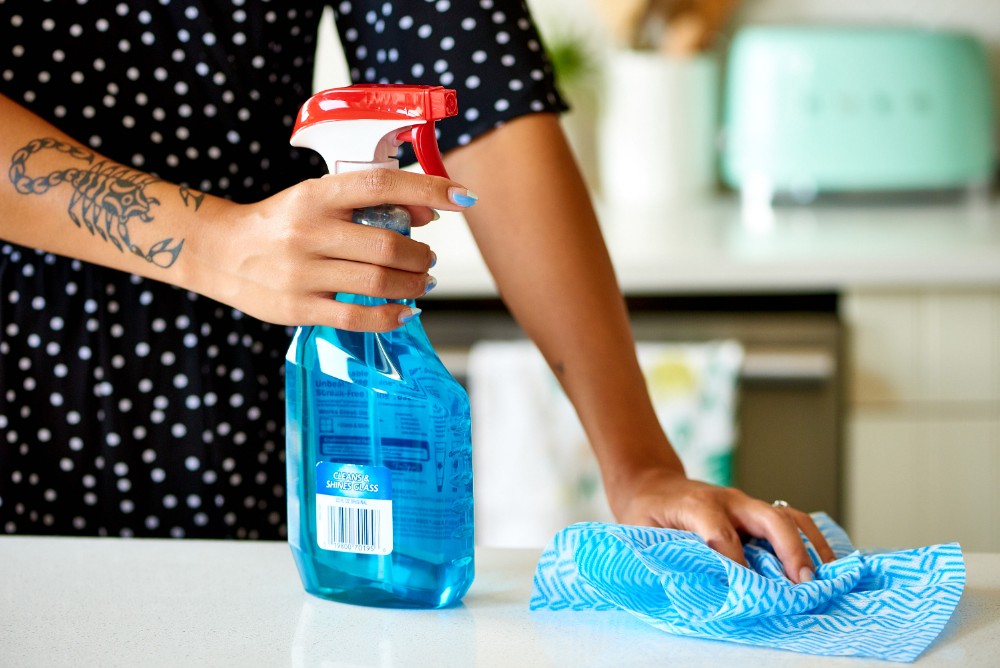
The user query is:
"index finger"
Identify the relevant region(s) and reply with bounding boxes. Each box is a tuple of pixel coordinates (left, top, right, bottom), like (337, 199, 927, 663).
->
(321, 169, 476, 214)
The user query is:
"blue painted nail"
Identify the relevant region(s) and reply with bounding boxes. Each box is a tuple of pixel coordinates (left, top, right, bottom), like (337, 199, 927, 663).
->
(399, 307, 422, 324)
(429, 251, 437, 268)
(424, 275, 437, 295)
(448, 187, 478, 207)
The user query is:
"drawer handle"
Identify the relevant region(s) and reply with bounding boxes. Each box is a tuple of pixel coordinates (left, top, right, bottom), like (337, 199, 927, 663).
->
(741, 350, 834, 383)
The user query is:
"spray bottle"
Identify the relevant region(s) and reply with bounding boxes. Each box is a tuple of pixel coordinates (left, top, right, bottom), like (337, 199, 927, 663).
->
(285, 85, 474, 608)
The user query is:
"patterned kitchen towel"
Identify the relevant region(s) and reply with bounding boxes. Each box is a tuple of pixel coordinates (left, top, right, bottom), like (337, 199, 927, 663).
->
(530, 513, 965, 662)
(468, 339, 742, 548)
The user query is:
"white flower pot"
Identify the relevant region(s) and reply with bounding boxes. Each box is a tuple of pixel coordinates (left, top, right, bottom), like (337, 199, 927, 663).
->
(597, 51, 719, 209)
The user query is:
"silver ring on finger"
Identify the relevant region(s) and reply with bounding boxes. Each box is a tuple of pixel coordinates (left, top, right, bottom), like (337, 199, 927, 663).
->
(771, 499, 790, 509)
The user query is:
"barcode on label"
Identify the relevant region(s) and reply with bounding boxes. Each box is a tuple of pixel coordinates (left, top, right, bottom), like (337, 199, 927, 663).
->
(316, 495, 392, 555)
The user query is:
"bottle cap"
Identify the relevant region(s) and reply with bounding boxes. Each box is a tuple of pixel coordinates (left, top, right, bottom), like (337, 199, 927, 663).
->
(291, 84, 458, 178)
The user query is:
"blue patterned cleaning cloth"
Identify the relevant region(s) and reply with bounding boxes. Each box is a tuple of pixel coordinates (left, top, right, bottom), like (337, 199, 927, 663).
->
(530, 513, 964, 663)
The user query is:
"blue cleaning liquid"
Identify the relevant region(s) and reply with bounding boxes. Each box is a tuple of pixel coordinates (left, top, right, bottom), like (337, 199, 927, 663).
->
(286, 205, 474, 609)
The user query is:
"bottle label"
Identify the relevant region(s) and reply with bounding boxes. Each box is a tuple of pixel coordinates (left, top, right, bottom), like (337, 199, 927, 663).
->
(315, 462, 393, 555)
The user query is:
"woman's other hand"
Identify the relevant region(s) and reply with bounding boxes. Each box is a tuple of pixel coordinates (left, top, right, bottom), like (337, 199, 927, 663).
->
(612, 466, 838, 583)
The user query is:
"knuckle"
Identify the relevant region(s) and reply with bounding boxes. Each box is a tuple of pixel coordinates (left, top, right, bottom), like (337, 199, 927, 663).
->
(360, 168, 395, 196)
(685, 487, 723, 510)
(330, 306, 367, 332)
(330, 305, 397, 333)
(704, 526, 741, 548)
(409, 273, 429, 296)
(273, 229, 295, 252)
(719, 486, 749, 506)
(369, 230, 403, 262)
(790, 508, 812, 523)
(416, 241, 434, 267)
(767, 508, 799, 533)
(274, 217, 310, 252)
(418, 175, 440, 202)
(283, 178, 320, 216)
(677, 493, 703, 517)
(317, 174, 349, 204)
(301, 177, 325, 201)
(360, 267, 392, 297)
(762, 505, 785, 522)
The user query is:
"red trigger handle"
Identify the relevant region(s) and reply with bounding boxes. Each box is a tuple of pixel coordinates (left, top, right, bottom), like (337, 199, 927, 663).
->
(398, 123, 449, 179)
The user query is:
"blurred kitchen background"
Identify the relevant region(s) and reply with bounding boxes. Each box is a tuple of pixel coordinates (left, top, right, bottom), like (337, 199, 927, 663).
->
(313, 1, 1000, 552)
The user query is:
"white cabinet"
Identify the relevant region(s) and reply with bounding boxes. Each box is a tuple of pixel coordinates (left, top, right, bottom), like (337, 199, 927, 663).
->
(843, 289, 1000, 551)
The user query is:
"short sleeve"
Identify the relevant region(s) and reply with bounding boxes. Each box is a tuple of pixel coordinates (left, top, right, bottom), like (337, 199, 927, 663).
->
(329, 0, 569, 154)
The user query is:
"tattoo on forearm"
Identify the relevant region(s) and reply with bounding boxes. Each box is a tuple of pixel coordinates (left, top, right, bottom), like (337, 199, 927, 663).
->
(179, 185, 205, 211)
(8, 137, 201, 268)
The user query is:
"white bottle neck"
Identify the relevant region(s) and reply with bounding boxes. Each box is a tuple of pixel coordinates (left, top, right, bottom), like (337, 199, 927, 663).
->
(335, 158, 400, 174)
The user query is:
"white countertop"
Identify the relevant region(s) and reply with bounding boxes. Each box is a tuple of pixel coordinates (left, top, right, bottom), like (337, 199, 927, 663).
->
(416, 197, 1000, 297)
(1, 536, 998, 667)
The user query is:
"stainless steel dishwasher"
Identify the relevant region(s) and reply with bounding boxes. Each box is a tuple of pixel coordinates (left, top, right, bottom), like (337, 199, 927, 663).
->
(421, 294, 844, 522)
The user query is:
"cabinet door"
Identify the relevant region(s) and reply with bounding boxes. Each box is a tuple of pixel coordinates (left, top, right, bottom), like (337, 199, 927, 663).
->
(847, 414, 1000, 551)
(844, 289, 1000, 552)
(845, 289, 1000, 405)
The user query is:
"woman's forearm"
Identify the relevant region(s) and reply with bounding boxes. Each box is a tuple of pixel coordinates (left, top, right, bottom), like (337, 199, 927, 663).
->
(0, 93, 218, 291)
(443, 113, 685, 512)
(1, 92, 472, 332)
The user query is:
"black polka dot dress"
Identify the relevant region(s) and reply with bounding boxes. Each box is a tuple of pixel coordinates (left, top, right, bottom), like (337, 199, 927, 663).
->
(0, 0, 566, 539)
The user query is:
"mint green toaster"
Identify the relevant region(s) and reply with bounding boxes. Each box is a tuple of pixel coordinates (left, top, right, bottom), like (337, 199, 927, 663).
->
(721, 26, 996, 195)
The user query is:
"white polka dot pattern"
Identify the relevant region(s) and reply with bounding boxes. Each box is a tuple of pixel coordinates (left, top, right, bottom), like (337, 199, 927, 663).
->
(331, 0, 566, 155)
(1, 244, 290, 539)
(0, 0, 565, 539)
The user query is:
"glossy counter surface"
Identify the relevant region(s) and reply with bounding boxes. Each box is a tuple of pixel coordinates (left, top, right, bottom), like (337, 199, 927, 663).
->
(1, 536, 998, 667)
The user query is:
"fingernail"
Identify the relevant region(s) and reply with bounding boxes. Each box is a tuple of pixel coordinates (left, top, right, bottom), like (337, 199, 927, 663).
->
(430, 210, 441, 221)
(429, 251, 437, 269)
(424, 275, 437, 295)
(448, 187, 478, 207)
(798, 567, 814, 583)
(399, 307, 422, 324)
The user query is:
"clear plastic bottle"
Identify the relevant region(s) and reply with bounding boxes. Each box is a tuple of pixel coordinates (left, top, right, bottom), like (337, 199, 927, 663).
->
(286, 203, 474, 609)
